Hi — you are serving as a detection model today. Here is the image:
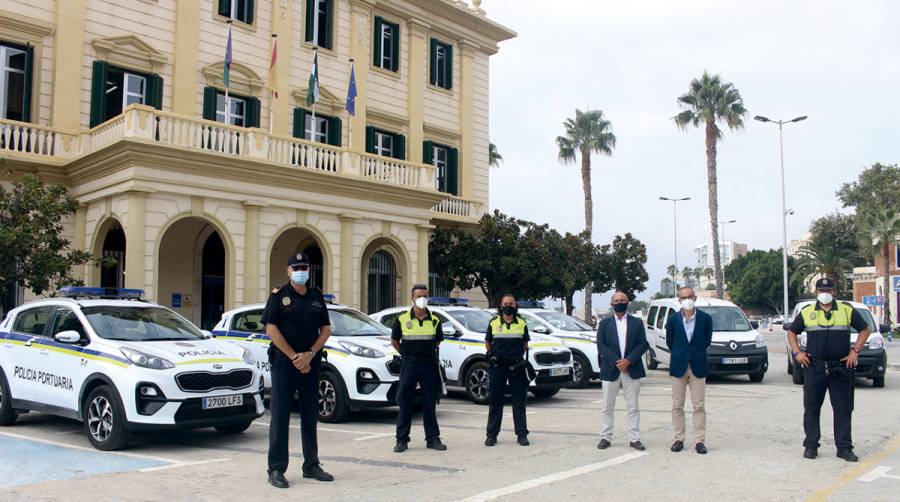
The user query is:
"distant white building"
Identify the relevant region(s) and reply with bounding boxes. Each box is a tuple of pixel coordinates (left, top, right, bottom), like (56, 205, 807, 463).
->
(694, 241, 748, 270)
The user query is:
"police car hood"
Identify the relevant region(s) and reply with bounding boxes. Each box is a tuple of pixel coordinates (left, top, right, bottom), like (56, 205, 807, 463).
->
(331, 335, 399, 356)
(711, 329, 758, 343)
(122, 339, 247, 365)
(528, 333, 568, 349)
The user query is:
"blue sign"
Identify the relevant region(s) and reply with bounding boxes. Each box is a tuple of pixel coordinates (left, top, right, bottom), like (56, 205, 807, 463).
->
(893, 276, 900, 291)
(172, 293, 182, 308)
(862, 295, 885, 306)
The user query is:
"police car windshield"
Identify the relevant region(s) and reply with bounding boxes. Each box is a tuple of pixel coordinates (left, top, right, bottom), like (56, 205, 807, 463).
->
(329, 309, 390, 337)
(696, 306, 752, 332)
(81, 306, 205, 341)
(447, 309, 493, 333)
(535, 311, 588, 331)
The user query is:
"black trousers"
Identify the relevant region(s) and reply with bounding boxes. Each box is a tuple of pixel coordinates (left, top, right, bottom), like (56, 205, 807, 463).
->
(395, 360, 440, 442)
(487, 362, 528, 438)
(268, 354, 320, 472)
(802, 363, 854, 449)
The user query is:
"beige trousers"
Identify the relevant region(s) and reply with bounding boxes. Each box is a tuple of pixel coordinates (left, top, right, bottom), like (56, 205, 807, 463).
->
(671, 365, 706, 443)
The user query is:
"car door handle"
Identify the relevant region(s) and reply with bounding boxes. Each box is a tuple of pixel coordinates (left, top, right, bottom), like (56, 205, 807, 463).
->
(24, 337, 37, 347)
(245, 334, 256, 341)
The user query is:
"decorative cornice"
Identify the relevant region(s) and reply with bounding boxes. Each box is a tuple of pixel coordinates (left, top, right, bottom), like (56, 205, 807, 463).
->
(92, 35, 168, 73)
(367, 107, 408, 131)
(0, 9, 55, 40)
(202, 61, 265, 95)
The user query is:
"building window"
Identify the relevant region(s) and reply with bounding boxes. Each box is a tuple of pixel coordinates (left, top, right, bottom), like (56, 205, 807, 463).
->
(90, 61, 162, 127)
(218, 0, 254, 24)
(365, 126, 405, 160)
(0, 42, 31, 122)
(373, 17, 399, 72)
(201, 86, 259, 127)
(429, 39, 452, 90)
(216, 93, 245, 126)
(374, 131, 393, 157)
(423, 140, 458, 195)
(293, 108, 341, 146)
(304, 0, 333, 49)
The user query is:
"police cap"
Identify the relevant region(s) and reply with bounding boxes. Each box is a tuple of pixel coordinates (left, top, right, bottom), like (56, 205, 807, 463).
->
(814, 277, 835, 290)
(287, 253, 310, 267)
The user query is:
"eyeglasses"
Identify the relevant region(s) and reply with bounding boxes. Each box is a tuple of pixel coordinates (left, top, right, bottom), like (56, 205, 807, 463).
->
(290, 265, 310, 271)
(678, 296, 693, 301)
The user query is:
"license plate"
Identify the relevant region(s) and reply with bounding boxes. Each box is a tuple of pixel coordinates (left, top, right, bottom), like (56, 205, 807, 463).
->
(550, 367, 570, 376)
(722, 357, 749, 364)
(202, 394, 243, 409)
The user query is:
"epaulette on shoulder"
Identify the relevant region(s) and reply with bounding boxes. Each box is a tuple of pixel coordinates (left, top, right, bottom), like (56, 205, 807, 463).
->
(272, 286, 282, 294)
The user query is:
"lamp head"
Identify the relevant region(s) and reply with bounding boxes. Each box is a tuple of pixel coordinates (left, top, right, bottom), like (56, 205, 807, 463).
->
(754, 115, 770, 123)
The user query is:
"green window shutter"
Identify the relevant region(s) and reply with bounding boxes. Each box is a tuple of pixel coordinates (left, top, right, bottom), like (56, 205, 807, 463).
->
(202, 86, 218, 120)
(444, 43, 453, 89)
(22, 45, 34, 123)
(429, 38, 437, 86)
(365, 126, 375, 153)
(89, 60, 109, 127)
(393, 133, 405, 160)
(293, 108, 307, 138)
(146, 74, 163, 109)
(218, 0, 230, 16)
(305, 0, 315, 43)
(422, 140, 433, 164)
(328, 116, 341, 146)
(391, 23, 400, 72)
(448, 147, 458, 195)
(245, 0, 254, 24)
(373, 17, 383, 66)
(324, 0, 333, 49)
(246, 97, 261, 127)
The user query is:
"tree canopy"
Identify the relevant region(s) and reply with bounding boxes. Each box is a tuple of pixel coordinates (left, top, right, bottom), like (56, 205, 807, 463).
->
(724, 249, 802, 314)
(836, 162, 900, 218)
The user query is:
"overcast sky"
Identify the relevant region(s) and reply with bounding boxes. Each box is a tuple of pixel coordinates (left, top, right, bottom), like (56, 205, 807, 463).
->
(485, 0, 900, 308)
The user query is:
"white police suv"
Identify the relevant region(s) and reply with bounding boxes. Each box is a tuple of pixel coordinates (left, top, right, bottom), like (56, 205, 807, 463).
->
(515, 302, 600, 388)
(0, 287, 264, 450)
(213, 295, 402, 422)
(371, 298, 574, 404)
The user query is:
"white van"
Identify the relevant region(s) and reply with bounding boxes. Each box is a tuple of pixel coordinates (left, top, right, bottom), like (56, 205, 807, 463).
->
(644, 297, 768, 382)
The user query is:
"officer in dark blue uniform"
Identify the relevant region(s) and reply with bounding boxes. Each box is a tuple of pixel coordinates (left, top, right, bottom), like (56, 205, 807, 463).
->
(262, 253, 334, 488)
(391, 284, 446, 453)
(484, 294, 530, 446)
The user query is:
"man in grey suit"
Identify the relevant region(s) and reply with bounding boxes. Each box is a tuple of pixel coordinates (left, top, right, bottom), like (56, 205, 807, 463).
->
(596, 292, 649, 451)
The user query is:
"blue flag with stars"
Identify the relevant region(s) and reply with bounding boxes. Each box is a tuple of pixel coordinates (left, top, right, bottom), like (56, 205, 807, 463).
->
(345, 63, 357, 116)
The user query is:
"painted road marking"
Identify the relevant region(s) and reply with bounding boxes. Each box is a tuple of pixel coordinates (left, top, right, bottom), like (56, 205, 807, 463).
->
(858, 465, 900, 482)
(453, 451, 647, 502)
(805, 435, 900, 501)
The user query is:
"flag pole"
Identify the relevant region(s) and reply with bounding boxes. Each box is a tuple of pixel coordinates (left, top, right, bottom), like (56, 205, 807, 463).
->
(347, 58, 354, 148)
(269, 33, 277, 134)
(311, 47, 317, 141)
(224, 20, 232, 115)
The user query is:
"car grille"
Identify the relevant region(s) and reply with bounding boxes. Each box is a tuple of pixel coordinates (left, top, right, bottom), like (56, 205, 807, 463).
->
(534, 352, 571, 365)
(176, 369, 254, 392)
(174, 393, 256, 422)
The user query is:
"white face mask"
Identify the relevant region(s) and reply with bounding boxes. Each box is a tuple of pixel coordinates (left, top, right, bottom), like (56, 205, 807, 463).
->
(414, 297, 428, 309)
(817, 292, 833, 305)
(680, 298, 695, 311)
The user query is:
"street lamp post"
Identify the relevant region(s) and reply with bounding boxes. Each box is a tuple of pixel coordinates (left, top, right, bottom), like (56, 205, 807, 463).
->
(718, 219, 737, 287)
(754, 114, 807, 318)
(660, 196, 690, 295)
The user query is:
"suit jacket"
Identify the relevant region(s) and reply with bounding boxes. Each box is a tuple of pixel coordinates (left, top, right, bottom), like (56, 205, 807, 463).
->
(665, 309, 713, 378)
(596, 314, 648, 381)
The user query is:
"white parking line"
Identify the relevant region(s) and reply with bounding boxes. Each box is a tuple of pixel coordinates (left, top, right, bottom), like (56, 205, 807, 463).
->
(858, 465, 900, 482)
(453, 451, 647, 502)
(440, 409, 537, 416)
(254, 420, 392, 437)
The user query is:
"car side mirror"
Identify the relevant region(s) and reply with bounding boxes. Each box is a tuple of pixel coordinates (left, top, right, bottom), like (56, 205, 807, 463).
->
(879, 324, 890, 334)
(200, 329, 214, 339)
(532, 326, 550, 334)
(442, 325, 459, 337)
(750, 321, 759, 329)
(54, 330, 82, 344)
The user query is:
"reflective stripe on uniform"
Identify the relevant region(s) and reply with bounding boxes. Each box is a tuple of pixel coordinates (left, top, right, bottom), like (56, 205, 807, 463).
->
(397, 310, 439, 340)
(489, 316, 526, 339)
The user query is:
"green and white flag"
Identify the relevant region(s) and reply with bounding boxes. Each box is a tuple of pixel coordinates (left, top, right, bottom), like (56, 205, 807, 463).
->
(306, 50, 319, 106)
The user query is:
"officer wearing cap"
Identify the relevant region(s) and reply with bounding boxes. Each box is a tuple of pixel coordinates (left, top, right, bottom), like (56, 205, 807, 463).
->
(484, 293, 530, 447)
(787, 277, 870, 462)
(262, 253, 333, 487)
(391, 284, 446, 453)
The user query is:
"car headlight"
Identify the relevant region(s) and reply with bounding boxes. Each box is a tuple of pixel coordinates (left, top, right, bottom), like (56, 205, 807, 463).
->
(798, 332, 807, 350)
(755, 333, 766, 348)
(120, 347, 175, 370)
(867, 335, 884, 350)
(339, 341, 385, 358)
(242, 347, 254, 365)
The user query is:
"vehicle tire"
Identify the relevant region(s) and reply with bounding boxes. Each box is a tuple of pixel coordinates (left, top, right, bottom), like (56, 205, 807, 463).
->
(0, 370, 17, 426)
(530, 388, 560, 399)
(872, 376, 885, 388)
(83, 385, 130, 451)
(749, 372, 765, 383)
(645, 349, 659, 370)
(571, 353, 591, 388)
(787, 357, 793, 375)
(318, 371, 349, 423)
(215, 421, 253, 434)
(464, 361, 490, 405)
(791, 362, 804, 385)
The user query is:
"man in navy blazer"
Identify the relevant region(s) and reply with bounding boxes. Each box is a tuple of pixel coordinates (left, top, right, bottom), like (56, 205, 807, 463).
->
(596, 292, 648, 451)
(665, 286, 713, 454)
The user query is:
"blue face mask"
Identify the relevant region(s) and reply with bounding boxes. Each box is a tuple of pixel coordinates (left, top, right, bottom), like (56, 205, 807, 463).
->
(291, 270, 309, 284)
(613, 303, 628, 313)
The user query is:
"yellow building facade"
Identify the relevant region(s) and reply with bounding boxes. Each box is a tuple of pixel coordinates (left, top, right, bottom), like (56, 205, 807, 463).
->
(0, 0, 514, 327)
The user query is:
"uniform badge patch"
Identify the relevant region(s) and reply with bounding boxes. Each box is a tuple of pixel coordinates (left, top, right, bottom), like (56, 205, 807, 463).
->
(497, 325, 503, 332)
(809, 312, 816, 320)
(406, 321, 413, 329)
(282, 297, 291, 306)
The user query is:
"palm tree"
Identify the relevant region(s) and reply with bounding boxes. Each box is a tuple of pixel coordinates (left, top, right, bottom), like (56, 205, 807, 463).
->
(674, 72, 746, 300)
(858, 208, 900, 325)
(488, 142, 503, 168)
(682, 266, 693, 287)
(557, 109, 616, 321)
(793, 240, 858, 297)
(666, 264, 677, 287)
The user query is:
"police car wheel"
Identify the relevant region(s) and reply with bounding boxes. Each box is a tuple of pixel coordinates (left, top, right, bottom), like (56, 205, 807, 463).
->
(872, 376, 885, 388)
(465, 362, 490, 405)
(571, 353, 590, 388)
(83, 385, 129, 450)
(318, 371, 349, 423)
(645, 350, 659, 370)
(0, 369, 17, 426)
(215, 421, 253, 434)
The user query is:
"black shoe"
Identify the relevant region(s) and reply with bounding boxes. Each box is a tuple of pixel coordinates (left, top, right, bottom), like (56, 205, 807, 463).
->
(518, 436, 530, 446)
(671, 440, 684, 452)
(695, 442, 708, 454)
(597, 439, 611, 449)
(302, 465, 334, 482)
(803, 447, 817, 459)
(629, 441, 646, 451)
(267, 470, 289, 489)
(393, 440, 408, 453)
(836, 448, 858, 462)
(485, 436, 497, 447)
(426, 439, 447, 451)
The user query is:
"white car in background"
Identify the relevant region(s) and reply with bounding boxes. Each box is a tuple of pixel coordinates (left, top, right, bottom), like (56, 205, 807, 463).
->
(371, 298, 574, 404)
(213, 295, 402, 422)
(515, 303, 600, 388)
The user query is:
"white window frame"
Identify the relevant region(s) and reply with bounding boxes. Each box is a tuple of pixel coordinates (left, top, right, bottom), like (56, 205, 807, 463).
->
(305, 114, 329, 143)
(122, 72, 146, 108)
(228, 0, 252, 24)
(216, 93, 246, 126)
(432, 144, 448, 191)
(379, 23, 393, 69)
(435, 43, 447, 88)
(0, 44, 26, 120)
(312, 0, 329, 47)
(374, 131, 393, 157)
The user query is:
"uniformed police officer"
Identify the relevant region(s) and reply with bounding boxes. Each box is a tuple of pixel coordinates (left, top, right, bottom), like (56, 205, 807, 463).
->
(787, 277, 870, 462)
(391, 284, 446, 452)
(262, 253, 334, 488)
(484, 294, 530, 446)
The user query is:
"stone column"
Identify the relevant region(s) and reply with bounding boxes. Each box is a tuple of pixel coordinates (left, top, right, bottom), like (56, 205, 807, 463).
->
(339, 213, 360, 308)
(242, 201, 267, 303)
(72, 205, 88, 283)
(122, 188, 155, 292)
(458, 40, 478, 199)
(52, 0, 86, 129)
(416, 224, 435, 285)
(172, 0, 200, 115)
(407, 18, 429, 163)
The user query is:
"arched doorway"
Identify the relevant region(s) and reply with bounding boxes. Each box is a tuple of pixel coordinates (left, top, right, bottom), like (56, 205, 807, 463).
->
(367, 250, 396, 314)
(269, 228, 328, 293)
(200, 232, 225, 330)
(100, 224, 126, 288)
